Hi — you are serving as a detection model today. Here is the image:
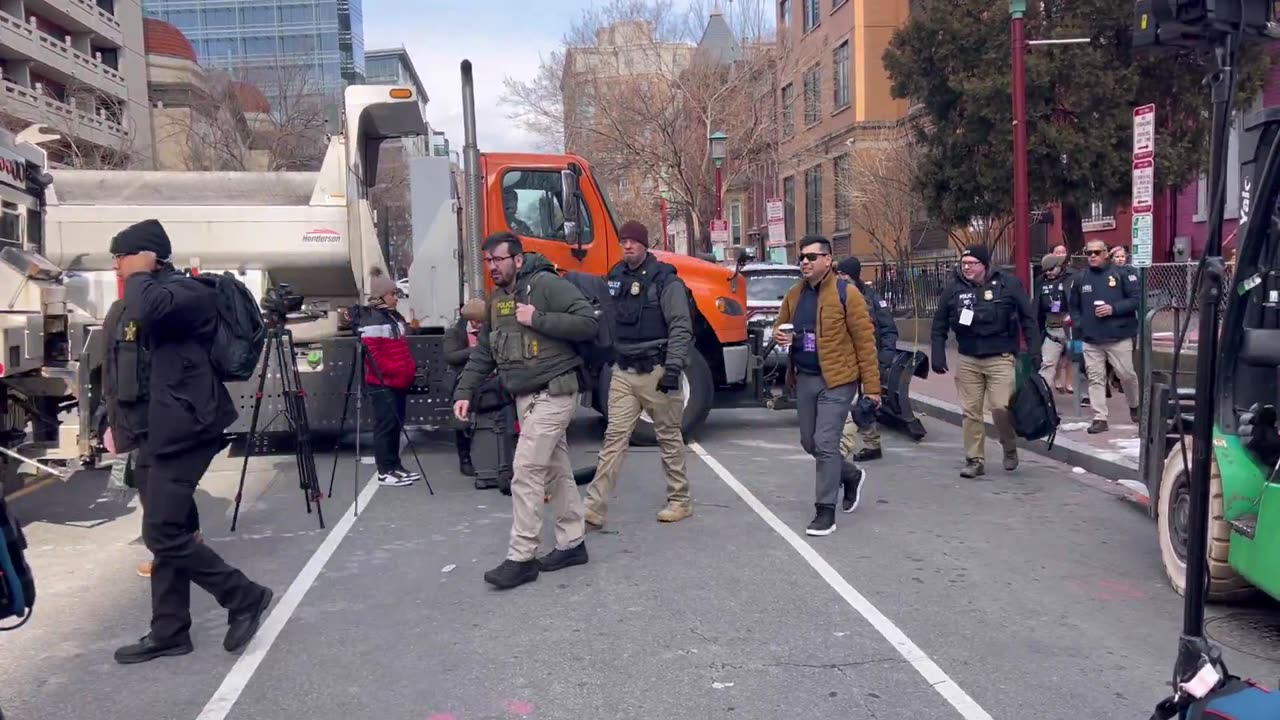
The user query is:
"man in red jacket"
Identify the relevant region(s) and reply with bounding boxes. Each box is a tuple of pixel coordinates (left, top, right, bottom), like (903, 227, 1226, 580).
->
(357, 269, 420, 487)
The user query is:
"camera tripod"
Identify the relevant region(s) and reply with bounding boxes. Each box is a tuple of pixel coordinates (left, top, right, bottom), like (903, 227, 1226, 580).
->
(231, 318, 326, 531)
(326, 334, 433, 516)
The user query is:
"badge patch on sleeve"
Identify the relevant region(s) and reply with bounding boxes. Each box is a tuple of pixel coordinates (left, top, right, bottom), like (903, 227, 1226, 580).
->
(496, 298, 516, 316)
(1108, 275, 1117, 287)
(124, 320, 138, 342)
(608, 280, 621, 296)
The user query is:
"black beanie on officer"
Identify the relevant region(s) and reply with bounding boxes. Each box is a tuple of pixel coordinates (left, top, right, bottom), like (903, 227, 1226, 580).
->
(110, 219, 172, 260)
(837, 257, 862, 282)
(962, 245, 991, 269)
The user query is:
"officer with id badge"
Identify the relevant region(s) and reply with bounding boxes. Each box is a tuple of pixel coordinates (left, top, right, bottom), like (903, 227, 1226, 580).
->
(1067, 238, 1142, 434)
(1036, 254, 1074, 392)
(931, 246, 1039, 478)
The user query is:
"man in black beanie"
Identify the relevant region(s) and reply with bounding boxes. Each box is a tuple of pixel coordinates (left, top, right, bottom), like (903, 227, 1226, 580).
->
(103, 219, 274, 664)
(931, 246, 1039, 478)
(835, 256, 897, 463)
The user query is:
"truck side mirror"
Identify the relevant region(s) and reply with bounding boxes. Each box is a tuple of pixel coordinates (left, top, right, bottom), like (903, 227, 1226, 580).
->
(561, 169, 581, 248)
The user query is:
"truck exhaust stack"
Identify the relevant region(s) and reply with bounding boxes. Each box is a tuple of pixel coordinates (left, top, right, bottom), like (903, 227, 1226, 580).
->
(460, 60, 484, 300)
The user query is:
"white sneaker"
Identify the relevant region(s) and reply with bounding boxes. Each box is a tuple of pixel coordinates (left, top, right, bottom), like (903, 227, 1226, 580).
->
(392, 468, 421, 482)
(376, 472, 413, 487)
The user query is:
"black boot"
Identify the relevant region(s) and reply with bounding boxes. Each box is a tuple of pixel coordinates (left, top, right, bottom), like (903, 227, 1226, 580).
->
(113, 633, 194, 665)
(484, 559, 539, 589)
(840, 461, 866, 514)
(224, 586, 274, 653)
(537, 541, 589, 572)
(460, 458, 475, 477)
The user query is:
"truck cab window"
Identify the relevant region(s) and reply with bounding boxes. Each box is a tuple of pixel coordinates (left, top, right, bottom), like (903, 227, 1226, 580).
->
(501, 170, 593, 244)
(0, 201, 20, 248)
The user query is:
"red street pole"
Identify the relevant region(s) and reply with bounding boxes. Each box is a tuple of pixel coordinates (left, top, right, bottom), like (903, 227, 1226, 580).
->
(660, 197, 670, 252)
(1011, 0, 1031, 290)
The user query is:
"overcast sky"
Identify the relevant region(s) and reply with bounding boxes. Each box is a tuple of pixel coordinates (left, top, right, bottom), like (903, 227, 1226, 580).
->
(363, 1, 601, 153)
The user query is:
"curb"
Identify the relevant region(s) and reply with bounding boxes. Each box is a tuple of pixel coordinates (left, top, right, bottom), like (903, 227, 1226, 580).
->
(909, 392, 1143, 485)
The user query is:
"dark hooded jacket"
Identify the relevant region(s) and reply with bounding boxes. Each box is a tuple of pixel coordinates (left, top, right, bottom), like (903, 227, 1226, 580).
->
(932, 263, 1038, 360)
(453, 252, 599, 400)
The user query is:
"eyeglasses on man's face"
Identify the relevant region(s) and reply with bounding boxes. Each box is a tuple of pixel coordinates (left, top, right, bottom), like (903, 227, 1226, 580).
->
(799, 252, 829, 263)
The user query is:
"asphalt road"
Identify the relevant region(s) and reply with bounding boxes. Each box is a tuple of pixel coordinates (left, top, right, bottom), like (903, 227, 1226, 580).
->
(4, 407, 1280, 720)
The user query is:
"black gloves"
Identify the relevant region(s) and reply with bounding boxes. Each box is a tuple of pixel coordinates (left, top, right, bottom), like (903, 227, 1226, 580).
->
(658, 366, 682, 393)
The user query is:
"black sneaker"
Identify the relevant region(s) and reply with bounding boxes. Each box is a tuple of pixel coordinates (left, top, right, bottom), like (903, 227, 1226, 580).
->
(806, 504, 837, 536)
(1087, 420, 1109, 434)
(224, 585, 274, 653)
(484, 559, 539, 589)
(474, 476, 498, 490)
(392, 468, 421, 482)
(460, 459, 475, 477)
(1129, 407, 1140, 423)
(113, 633, 194, 665)
(841, 464, 866, 514)
(852, 448, 882, 461)
(960, 459, 985, 478)
(536, 542, 589, 572)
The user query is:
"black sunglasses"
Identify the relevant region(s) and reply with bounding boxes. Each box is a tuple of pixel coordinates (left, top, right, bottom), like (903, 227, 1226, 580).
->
(799, 252, 829, 263)
(1085, 249, 1107, 256)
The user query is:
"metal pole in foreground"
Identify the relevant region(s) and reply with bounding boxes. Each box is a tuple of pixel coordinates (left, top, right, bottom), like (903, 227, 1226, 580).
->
(460, 60, 484, 300)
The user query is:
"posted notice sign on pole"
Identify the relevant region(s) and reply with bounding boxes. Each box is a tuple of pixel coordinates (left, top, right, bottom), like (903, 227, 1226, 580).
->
(1131, 104, 1156, 268)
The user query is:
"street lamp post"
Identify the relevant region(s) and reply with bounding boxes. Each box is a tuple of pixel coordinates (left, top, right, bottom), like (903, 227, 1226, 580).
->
(710, 131, 728, 221)
(1010, 0, 1031, 290)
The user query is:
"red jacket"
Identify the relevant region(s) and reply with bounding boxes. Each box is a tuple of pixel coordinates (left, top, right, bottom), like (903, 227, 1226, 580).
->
(357, 307, 417, 390)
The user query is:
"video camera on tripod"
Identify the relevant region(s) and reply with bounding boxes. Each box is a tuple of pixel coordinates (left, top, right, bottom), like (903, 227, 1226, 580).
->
(261, 283, 304, 327)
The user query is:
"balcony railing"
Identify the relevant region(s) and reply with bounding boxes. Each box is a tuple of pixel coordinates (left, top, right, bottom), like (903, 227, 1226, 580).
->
(0, 12, 127, 98)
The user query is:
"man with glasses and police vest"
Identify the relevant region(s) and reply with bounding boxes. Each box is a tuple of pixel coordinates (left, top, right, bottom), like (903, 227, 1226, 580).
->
(1067, 238, 1141, 434)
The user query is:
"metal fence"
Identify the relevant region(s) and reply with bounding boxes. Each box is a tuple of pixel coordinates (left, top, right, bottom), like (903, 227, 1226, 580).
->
(855, 258, 1233, 318)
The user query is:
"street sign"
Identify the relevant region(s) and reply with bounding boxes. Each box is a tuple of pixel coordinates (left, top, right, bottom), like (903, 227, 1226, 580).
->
(710, 218, 730, 248)
(766, 198, 786, 247)
(1131, 158, 1155, 214)
(1133, 104, 1156, 161)
(1132, 214, 1153, 268)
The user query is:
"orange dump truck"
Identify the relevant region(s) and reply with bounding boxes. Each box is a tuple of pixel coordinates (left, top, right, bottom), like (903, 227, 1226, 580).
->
(454, 60, 776, 444)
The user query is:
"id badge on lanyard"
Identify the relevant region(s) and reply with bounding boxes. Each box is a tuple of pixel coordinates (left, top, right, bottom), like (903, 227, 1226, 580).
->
(801, 331, 817, 352)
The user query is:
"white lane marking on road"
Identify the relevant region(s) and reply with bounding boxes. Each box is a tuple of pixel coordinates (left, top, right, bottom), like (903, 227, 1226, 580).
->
(196, 478, 380, 720)
(689, 442, 994, 720)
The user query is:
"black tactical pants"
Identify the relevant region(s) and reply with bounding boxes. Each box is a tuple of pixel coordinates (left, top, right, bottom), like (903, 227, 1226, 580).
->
(137, 438, 263, 642)
(369, 386, 406, 474)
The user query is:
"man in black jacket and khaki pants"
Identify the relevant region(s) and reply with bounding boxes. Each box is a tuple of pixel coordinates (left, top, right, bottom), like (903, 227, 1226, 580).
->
(1068, 238, 1141, 434)
(103, 219, 273, 664)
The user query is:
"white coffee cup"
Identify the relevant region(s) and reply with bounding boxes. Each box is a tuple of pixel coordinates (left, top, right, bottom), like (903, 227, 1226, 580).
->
(776, 323, 795, 347)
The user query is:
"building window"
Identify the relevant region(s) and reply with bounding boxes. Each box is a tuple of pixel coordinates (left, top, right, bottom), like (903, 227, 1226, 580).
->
(779, 0, 791, 28)
(833, 40, 850, 111)
(781, 83, 795, 138)
(804, 0, 820, 31)
(783, 175, 796, 244)
(803, 64, 820, 125)
(804, 165, 823, 235)
(833, 154, 851, 232)
(731, 201, 743, 245)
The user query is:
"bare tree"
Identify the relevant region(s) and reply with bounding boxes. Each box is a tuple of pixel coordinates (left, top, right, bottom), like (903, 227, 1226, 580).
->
(27, 78, 140, 169)
(173, 63, 330, 172)
(502, 0, 778, 249)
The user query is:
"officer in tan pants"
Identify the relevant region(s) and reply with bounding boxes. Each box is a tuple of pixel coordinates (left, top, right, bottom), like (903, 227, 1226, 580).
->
(930, 246, 1039, 478)
(584, 220, 694, 528)
(453, 232, 600, 590)
(1067, 238, 1141, 433)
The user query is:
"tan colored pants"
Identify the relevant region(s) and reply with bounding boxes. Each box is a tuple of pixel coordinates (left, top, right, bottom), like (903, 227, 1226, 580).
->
(955, 353, 1017, 461)
(838, 414, 880, 456)
(1082, 339, 1140, 421)
(586, 366, 689, 519)
(1039, 327, 1067, 387)
(508, 390, 584, 562)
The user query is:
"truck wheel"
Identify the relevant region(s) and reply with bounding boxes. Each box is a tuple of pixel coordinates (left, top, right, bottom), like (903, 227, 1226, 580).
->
(1157, 440, 1255, 603)
(600, 348, 713, 447)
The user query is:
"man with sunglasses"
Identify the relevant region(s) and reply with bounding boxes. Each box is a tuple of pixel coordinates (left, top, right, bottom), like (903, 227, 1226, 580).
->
(772, 237, 882, 537)
(1067, 239, 1141, 433)
(453, 232, 599, 590)
(931, 245, 1039, 478)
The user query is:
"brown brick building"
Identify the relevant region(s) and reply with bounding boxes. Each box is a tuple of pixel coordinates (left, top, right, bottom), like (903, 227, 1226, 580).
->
(776, 0, 947, 263)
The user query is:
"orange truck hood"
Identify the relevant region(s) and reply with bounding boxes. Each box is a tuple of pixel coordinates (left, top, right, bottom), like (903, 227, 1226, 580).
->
(651, 250, 747, 344)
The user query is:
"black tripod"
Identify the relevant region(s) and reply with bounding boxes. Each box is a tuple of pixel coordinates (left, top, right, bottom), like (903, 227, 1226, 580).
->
(326, 336, 432, 516)
(231, 318, 326, 531)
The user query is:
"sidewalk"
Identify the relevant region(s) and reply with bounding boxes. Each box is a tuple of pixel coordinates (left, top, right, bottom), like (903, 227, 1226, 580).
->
(902, 345, 1144, 489)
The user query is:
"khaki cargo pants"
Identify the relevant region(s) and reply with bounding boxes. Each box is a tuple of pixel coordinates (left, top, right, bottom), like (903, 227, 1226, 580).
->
(585, 365, 690, 521)
(1038, 327, 1068, 387)
(838, 399, 880, 456)
(1082, 339, 1140, 421)
(955, 353, 1017, 462)
(508, 389, 584, 562)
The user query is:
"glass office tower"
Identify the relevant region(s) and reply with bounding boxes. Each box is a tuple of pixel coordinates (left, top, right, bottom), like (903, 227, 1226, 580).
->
(143, 0, 365, 124)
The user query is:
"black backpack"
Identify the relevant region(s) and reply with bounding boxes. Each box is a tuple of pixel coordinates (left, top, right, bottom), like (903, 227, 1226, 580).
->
(193, 272, 266, 382)
(0, 497, 35, 630)
(1009, 371, 1061, 448)
(560, 270, 617, 388)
